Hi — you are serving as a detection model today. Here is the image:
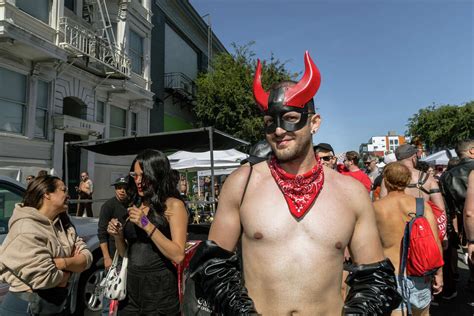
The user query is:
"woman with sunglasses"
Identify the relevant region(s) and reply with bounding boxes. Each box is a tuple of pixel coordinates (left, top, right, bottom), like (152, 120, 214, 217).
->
(107, 149, 188, 315)
(0, 175, 93, 315)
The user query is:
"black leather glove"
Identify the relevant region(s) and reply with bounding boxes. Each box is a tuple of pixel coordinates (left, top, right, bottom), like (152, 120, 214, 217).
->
(343, 258, 402, 315)
(186, 240, 258, 316)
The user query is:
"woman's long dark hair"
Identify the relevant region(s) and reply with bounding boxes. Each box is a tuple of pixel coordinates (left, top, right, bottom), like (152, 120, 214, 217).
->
(22, 175, 73, 229)
(128, 149, 181, 215)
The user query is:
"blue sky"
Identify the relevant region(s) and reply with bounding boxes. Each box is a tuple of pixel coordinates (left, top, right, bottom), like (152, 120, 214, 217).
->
(190, 0, 473, 153)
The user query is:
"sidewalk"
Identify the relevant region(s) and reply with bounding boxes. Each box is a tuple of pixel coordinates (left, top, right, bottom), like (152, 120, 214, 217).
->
(431, 249, 474, 316)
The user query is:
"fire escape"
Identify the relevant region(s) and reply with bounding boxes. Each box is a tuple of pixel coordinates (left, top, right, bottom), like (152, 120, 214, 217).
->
(58, 0, 131, 78)
(164, 72, 197, 107)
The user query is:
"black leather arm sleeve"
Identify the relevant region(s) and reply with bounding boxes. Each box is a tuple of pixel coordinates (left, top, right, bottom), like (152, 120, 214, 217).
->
(186, 240, 258, 316)
(343, 258, 402, 315)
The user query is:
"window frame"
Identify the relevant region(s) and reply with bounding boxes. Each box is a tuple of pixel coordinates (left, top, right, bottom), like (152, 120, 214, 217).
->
(35, 80, 50, 139)
(131, 112, 137, 136)
(129, 29, 144, 75)
(96, 100, 105, 123)
(109, 105, 126, 137)
(16, 0, 50, 24)
(0, 67, 28, 135)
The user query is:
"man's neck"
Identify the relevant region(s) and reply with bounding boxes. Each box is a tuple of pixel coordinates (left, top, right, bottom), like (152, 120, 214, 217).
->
(400, 159, 415, 171)
(387, 190, 406, 197)
(348, 165, 360, 172)
(277, 149, 317, 175)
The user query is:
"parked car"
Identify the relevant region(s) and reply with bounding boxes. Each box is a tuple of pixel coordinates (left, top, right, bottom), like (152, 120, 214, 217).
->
(0, 176, 104, 314)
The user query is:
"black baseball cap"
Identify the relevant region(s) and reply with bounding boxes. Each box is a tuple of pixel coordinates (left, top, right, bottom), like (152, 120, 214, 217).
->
(111, 176, 128, 186)
(314, 142, 334, 153)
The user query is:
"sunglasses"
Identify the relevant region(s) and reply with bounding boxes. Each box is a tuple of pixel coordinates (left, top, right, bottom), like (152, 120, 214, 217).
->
(321, 156, 334, 162)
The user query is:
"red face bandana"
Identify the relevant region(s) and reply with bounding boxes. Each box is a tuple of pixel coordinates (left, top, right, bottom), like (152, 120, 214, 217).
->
(268, 154, 324, 220)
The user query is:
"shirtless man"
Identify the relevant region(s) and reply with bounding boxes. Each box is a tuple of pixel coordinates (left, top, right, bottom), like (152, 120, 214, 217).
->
(76, 171, 93, 217)
(187, 52, 401, 315)
(381, 144, 445, 213)
(373, 162, 443, 315)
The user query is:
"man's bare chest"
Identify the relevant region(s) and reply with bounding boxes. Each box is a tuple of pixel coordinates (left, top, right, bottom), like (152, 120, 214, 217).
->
(239, 182, 356, 248)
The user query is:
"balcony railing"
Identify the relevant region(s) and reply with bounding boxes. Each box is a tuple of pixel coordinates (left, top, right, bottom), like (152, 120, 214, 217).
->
(164, 72, 197, 99)
(58, 17, 130, 77)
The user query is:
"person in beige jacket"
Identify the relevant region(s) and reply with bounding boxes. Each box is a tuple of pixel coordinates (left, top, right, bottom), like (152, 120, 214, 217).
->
(0, 175, 92, 315)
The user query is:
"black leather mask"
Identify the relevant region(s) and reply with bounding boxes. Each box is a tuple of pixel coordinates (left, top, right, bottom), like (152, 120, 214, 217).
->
(263, 86, 314, 134)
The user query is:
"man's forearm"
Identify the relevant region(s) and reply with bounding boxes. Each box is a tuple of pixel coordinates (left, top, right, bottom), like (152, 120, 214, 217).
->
(343, 258, 402, 315)
(464, 172, 474, 240)
(114, 235, 127, 257)
(100, 242, 111, 260)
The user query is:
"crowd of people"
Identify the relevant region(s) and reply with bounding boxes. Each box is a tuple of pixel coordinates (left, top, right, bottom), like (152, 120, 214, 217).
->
(0, 50, 472, 316)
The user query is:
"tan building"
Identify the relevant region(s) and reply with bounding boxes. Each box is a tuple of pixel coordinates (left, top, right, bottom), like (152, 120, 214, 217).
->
(0, 0, 153, 213)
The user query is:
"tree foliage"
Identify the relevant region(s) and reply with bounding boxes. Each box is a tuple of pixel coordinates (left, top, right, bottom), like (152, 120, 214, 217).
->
(193, 42, 295, 144)
(406, 101, 473, 151)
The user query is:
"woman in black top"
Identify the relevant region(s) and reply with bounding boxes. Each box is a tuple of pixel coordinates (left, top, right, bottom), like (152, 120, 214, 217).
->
(107, 149, 188, 315)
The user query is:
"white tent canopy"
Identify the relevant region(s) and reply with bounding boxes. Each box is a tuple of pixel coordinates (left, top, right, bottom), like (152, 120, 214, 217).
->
(421, 149, 457, 165)
(169, 149, 248, 171)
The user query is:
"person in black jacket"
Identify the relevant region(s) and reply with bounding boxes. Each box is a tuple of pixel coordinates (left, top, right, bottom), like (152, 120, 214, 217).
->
(440, 139, 474, 293)
(97, 176, 129, 315)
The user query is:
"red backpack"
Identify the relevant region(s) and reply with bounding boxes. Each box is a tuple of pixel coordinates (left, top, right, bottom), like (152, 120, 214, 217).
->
(400, 198, 444, 276)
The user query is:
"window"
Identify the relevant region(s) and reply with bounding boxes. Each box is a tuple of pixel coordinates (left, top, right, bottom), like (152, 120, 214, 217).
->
(96, 101, 105, 123)
(110, 105, 126, 137)
(64, 0, 75, 11)
(394, 139, 399, 145)
(16, 0, 50, 23)
(35, 80, 49, 138)
(129, 30, 144, 75)
(131, 112, 137, 136)
(389, 139, 394, 145)
(0, 67, 27, 134)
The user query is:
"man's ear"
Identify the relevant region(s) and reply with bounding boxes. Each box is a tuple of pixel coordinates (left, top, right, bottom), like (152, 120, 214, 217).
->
(310, 114, 321, 134)
(44, 193, 51, 200)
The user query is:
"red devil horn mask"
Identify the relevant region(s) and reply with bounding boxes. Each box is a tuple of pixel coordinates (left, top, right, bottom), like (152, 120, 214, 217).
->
(253, 51, 321, 111)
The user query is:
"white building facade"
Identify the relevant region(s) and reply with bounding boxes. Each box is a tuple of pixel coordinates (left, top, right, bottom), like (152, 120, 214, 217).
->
(360, 131, 411, 158)
(0, 0, 153, 213)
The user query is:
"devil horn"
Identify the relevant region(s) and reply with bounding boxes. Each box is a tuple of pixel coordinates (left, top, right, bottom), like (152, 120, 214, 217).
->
(253, 59, 269, 111)
(285, 51, 321, 107)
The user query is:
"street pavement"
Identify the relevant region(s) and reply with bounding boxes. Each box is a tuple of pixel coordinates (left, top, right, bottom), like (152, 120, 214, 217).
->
(431, 249, 474, 316)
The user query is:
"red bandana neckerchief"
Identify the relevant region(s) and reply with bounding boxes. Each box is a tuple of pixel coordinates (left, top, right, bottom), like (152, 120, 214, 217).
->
(268, 154, 324, 220)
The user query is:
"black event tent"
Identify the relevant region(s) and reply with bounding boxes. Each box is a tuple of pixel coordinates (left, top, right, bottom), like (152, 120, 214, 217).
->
(75, 127, 249, 155)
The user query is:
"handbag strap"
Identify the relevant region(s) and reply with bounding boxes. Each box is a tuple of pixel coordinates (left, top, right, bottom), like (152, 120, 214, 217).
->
(0, 264, 34, 291)
(110, 247, 128, 269)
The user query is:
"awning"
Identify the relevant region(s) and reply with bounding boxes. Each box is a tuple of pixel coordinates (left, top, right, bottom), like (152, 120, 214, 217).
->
(75, 127, 249, 155)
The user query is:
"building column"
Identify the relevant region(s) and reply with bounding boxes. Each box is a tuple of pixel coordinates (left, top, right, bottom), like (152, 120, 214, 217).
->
(80, 135, 96, 181)
(52, 129, 65, 178)
(25, 74, 38, 139)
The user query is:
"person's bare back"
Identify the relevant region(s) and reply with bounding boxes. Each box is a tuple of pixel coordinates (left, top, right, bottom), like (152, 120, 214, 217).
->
(373, 193, 438, 275)
(373, 162, 443, 315)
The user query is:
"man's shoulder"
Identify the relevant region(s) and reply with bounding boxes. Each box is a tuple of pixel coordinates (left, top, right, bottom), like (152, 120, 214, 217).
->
(227, 163, 268, 184)
(329, 169, 369, 195)
(102, 197, 126, 210)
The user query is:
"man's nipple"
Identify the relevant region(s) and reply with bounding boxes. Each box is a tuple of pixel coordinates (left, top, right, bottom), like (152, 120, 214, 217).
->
(254, 232, 263, 240)
(335, 241, 343, 249)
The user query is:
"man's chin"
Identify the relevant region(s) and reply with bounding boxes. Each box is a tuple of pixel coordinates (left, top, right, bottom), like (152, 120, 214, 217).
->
(274, 149, 297, 163)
